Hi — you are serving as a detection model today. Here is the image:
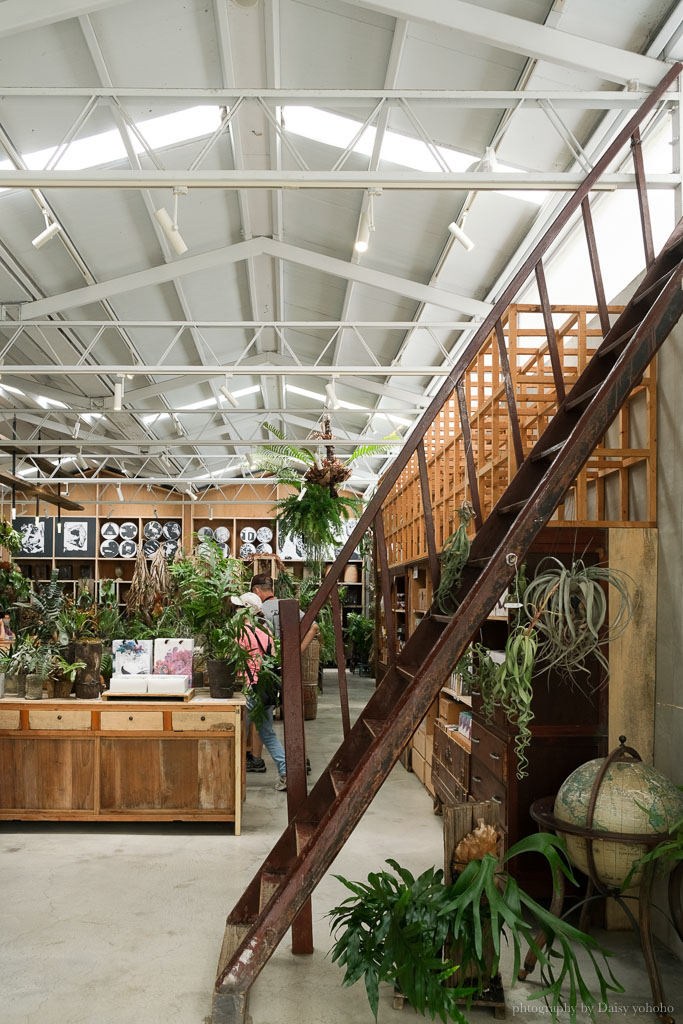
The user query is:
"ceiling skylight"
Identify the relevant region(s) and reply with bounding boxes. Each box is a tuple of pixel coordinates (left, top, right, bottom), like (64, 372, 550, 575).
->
(0, 106, 222, 176)
(283, 106, 546, 206)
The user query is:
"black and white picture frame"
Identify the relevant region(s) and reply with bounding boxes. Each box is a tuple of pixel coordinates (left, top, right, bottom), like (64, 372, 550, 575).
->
(55, 517, 97, 558)
(277, 531, 306, 561)
(12, 517, 53, 558)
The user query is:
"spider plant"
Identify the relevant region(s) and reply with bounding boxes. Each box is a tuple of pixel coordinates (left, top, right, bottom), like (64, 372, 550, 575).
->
(523, 556, 634, 686)
(329, 833, 622, 1024)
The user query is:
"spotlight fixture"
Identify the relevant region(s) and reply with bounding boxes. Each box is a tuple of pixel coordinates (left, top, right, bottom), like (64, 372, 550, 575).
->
(447, 219, 475, 251)
(34, 498, 40, 526)
(160, 452, 172, 468)
(325, 379, 341, 411)
(245, 452, 259, 472)
(154, 186, 189, 255)
(209, 506, 214, 521)
(219, 375, 239, 408)
(57, 515, 62, 534)
(171, 413, 185, 438)
(153, 507, 159, 519)
(354, 188, 381, 254)
(76, 449, 88, 471)
(113, 380, 123, 412)
(72, 419, 81, 440)
(116, 483, 124, 502)
(185, 484, 198, 501)
(32, 213, 62, 250)
(297, 485, 307, 502)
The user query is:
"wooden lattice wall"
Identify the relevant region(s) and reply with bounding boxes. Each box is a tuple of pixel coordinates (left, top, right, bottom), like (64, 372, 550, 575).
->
(384, 304, 656, 566)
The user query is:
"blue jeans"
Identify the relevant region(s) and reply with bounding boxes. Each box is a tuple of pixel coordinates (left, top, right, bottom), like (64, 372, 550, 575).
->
(246, 694, 286, 777)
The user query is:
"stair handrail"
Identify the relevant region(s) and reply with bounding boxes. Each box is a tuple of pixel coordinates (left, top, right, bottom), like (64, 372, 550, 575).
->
(300, 61, 681, 637)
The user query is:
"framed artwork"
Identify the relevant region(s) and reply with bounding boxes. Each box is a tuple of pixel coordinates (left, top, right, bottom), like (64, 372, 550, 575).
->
(277, 531, 306, 561)
(13, 517, 53, 558)
(55, 517, 97, 558)
(113, 639, 153, 676)
(322, 519, 362, 561)
(153, 638, 194, 681)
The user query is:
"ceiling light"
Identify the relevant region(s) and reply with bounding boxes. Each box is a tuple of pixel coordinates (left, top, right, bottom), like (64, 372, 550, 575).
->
(32, 215, 62, 249)
(220, 375, 239, 408)
(160, 452, 172, 468)
(72, 419, 81, 439)
(447, 220, 475, 251)
(154, 186, 189, 255)
(209, 506, 214, 520)
(76, 450, 88, 471)
(245, 452, 258, 472)
(116, 483, 123, 502)
(113, 380, 123, 411)
(325, 380, 341, 410)
(185, 484, 198, 501)
(172, 413, 185, 437)
(354, 210, 371, 253)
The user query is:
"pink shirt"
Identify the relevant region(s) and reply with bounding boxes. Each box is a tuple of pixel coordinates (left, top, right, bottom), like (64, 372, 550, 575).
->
(237, 623, 273, 685)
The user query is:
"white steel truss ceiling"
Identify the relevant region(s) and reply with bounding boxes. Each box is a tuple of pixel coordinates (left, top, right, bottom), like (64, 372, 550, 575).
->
(0, 0, 681, 492)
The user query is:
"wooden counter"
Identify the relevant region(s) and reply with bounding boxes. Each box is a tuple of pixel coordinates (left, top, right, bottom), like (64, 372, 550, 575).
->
(0, 691, 246, 833)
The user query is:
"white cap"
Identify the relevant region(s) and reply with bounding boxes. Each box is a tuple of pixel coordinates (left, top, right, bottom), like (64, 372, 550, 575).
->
(231, 592, 263, 611)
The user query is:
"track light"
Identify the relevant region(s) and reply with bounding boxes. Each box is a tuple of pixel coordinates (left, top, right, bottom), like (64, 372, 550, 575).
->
(447, 220, 475, 251)
(32, 214, 62, 249)
(113, 380, 123, 411)
(354, 210, 371, 253)
(245, 452, 258, 472)
(72, 419, 81, 439)
(76, 450, 88, 471)
(185, 484, 198, 501)
(220, 375, 239, 408)
(154, 186, 188, 255)
(325, 380, 341, 410)
(116, 483, 124, 502)
(161, 452, 172, 468)
(154, 507, 159, 519)
(35, 498, 40, 526)
(209, 506, 214, 521)
(172, 413, 185, 437)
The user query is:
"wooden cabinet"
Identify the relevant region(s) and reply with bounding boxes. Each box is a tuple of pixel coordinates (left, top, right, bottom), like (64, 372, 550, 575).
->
(0, 695, 246, 831)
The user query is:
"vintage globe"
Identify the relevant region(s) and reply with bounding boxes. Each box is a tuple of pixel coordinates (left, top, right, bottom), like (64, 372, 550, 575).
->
(554, 757, 683, 888)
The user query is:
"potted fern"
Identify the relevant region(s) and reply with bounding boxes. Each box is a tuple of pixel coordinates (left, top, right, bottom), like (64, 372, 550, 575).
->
(329, 833, 622, 1023)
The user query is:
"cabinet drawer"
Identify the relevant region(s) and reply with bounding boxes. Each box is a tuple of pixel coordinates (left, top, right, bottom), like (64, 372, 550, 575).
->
(28, 709, 91, 731)
(433, 722, 469, 791)
(432, 759, 467, 807)
(470, 721, 508, 780)
(0, 710, 21, 730)
(470, 690, 508, 731)
(469, 759, 506, 815)
(100, 711, 163, 732)
(172, 711, 236, 733)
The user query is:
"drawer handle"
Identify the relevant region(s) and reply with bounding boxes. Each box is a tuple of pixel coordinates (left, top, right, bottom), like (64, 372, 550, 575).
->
(471, 736, 480, 744)
(489, 752, 500, 761)
(57, 714, 62, 720)
(492, 795, 503, 804)
(129, 716, 133, 721)
(472, 775, 482, 783)
(201, 716, 206, 721)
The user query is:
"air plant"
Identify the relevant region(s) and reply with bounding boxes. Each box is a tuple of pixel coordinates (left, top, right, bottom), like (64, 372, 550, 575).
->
(434, 501, 476, 613)
(523, 557, 634, 686)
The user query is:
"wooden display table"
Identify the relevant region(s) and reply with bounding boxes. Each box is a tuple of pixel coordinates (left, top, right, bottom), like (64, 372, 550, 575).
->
(0, 691, 246, 833)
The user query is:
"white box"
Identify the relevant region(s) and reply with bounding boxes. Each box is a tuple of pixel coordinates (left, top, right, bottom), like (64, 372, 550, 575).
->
(112, 639, 153, 676)
(109, 675, 149, 694)
(147, 676, 191, 695)
(153, 638, 194, 681)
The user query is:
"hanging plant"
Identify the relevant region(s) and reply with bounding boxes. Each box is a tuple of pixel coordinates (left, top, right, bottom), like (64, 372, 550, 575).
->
(435, 501, 475, 613)
(0, 520, 22, 555)
(125, 545, 152, 621)
(522, 557, 634, 686)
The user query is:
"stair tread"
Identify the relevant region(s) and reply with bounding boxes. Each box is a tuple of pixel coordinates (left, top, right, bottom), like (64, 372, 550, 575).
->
(431, 612, 454, 623)
(362, 718, 386, 737)
(632, 265, 677, 305)
(395, 665, 415, 679)
(329, 769, 351, 795)
(531, 440, 565, 463)
(565, 382, 602, 411)
(598, 323, 638, 358)
(497, 498, 527, 515)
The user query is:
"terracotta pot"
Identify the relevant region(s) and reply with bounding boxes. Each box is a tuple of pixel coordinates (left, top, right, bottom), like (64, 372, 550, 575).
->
(207, 659, 236, 699)
(343, 563, 359, 583)
(25, 673, 44, 700)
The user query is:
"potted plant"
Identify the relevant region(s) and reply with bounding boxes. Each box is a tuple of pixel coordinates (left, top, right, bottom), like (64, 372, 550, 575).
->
(329, 832, 622, 1023)
(344, 612, 374, 670)
(0, 638, 34, 697)
(58, 606, 102, 699)
(46, 653, 87, 698)
(23, 640, 55, 700)
(205, 608, 258, 699)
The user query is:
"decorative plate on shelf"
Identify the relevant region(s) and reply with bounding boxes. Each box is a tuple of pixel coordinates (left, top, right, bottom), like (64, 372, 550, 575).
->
(240, 526, 257, 543)
(143, 520, 163, 541)
(119, 521, 138, 540)
(100, 521, 119, 540)
(163, 540, 178, 559)
(218, 543, 230, 556)
(162, 521, 181, 541)
(239, 541, 256, 558)
(119, 540, 137, 558)
(256, 542, 273, 554)
(100, 539, 119, 557)
(213, 525, 230, 544)
(256, 526, 273, 543)
(197, 542, 212, 559)
(143, 539, 159, 557)
(197, 526, 214, 540)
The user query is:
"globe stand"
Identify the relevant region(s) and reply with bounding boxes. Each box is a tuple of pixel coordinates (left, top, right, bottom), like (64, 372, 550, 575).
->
(520, 737, 682, 1024)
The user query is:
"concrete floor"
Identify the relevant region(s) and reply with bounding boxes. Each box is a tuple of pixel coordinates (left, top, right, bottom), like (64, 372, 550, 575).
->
(1, 672, 681, 1024)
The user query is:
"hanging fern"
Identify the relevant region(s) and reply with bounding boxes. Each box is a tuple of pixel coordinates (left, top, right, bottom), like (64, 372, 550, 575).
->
(274, 484, 362, 563)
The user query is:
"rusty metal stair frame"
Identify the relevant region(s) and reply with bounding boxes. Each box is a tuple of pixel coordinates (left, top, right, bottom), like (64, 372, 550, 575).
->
(211, 64, 683, 1024)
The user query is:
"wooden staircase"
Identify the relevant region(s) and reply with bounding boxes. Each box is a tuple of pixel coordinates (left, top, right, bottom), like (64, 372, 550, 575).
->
(211, 63, 683, 1024)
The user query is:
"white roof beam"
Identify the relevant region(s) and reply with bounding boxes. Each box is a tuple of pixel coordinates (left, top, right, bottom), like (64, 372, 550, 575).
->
(22, 236, 491, 318)
(345, 0, 670, 87)
(0, 0, 129, 38)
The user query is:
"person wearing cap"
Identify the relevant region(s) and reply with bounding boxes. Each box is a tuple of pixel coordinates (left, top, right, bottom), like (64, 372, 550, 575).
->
(231, 592, 288, 792)
(250, 574, 319, 652)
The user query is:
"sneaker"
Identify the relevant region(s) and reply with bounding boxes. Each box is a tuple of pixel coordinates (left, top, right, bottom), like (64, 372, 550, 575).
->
(275, 774, 287, 792)
(246, 753, 267, 773)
